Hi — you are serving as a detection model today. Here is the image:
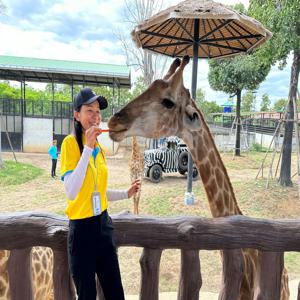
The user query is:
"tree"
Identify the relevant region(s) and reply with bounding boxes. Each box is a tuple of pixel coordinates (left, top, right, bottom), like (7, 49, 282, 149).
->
(131, 76, 147, 99)
(117, 0, 167, 86)
(208, 54, 270, 155)
(273, 98, 288, 112)
(241, 91, 256, 112)
(260, 93, 271, 111)
(44, 83, 78, 102)
(230, 3, 247, 14)
(195, 88, 222, 120)
(0, 0, 6, 168)
(249, 0, 300, 186)
(0, 81, 20, 99)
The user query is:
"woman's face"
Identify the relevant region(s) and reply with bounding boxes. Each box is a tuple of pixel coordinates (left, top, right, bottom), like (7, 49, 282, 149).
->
(74, 101, 101, 131)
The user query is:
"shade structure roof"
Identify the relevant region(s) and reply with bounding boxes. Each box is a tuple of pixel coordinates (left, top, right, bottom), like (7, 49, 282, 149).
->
(131, 0, 272, 59)
(0, 55, 131, 88)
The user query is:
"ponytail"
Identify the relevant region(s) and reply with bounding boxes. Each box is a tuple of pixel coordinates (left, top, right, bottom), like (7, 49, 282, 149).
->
(73, 118, 84, 154)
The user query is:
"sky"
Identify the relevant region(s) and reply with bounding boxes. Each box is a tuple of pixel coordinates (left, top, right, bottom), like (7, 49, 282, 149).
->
(0, 0, 294, 107)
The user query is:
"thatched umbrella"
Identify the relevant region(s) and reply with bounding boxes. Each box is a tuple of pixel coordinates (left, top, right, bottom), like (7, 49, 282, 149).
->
(131, 0, 272, 203)
(131, 0, 271, 60)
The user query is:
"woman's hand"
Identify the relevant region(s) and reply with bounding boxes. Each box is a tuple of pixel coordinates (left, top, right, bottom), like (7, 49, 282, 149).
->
(85, 125, 102, 148)
(128, 179, 141, 198)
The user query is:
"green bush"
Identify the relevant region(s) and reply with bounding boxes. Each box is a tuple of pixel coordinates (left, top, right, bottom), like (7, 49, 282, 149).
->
(251, 142, 269, 152)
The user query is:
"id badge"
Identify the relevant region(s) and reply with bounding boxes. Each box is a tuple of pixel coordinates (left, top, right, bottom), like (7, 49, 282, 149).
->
(92, 192, 101, 216)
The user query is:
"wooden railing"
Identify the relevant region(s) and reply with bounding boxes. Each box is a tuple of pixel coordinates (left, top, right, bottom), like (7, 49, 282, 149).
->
(1, 211, 300, 300)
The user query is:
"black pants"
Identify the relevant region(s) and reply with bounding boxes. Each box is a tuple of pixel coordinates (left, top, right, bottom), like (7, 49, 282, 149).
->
(51, 159, 57, 177)
(68, 210, 125, 300)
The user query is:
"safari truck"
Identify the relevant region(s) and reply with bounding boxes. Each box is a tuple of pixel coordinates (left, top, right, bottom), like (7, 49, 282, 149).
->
(144, 136, 199, 183)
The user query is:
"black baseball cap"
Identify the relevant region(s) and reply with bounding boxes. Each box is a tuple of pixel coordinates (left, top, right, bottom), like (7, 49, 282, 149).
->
(74, 88, 108, 111)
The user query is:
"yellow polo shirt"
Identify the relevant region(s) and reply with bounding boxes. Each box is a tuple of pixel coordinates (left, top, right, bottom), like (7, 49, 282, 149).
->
(60, 134, 108, 220)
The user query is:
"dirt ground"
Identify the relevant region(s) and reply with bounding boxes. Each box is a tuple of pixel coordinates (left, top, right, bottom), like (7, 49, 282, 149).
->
(2, 149, 300, 218)
(1, 149, 300, 297)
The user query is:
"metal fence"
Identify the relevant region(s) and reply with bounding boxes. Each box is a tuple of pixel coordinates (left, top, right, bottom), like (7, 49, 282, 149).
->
(0, 98, 74, 118)
(0, 98, 119, 120)
(210, 114, 284, 136)
(0, 98, 119, 151)
(0, 98, 21, 116)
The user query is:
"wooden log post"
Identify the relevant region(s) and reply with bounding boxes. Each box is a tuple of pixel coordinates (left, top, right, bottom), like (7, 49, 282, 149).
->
(139, 248, 162, 300)
(253, 252, 283, 300)
(177, 250, 201, 300)
(1, 213, 300, 251)
(298, 280, 300, 300)
(53, 249, 76, 300)
(218, 249, 243, 300)
(7, 248, 33, 300)
(1, 212, 300, 300)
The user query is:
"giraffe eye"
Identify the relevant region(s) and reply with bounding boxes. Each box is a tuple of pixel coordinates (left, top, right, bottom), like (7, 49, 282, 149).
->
(161, 98, 175, 109)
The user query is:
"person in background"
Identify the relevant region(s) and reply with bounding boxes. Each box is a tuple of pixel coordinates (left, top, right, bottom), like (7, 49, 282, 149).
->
(60, 87, 140, 300)
(48, 139, 58, 178)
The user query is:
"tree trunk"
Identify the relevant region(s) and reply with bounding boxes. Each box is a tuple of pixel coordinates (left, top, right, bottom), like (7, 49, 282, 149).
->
(279, 49, 300, 186)
(144, 51, 154, 86)
(0, 111, 3, 168)
(235, 89, 242, 156)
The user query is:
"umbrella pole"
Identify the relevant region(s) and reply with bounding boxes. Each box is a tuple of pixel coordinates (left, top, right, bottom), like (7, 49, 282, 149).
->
(185, 19, 199, 205)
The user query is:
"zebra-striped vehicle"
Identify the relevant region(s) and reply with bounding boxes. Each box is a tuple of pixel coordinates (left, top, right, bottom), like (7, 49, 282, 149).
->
(144, 136, 199, 183)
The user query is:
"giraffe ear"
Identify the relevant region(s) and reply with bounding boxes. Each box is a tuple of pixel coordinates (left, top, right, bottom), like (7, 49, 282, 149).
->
(183, 105, 201, 131)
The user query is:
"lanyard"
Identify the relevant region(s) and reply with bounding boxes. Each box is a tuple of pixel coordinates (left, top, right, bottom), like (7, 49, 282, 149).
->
(90, 161, 98, 192)
(89, 144, 103, 192)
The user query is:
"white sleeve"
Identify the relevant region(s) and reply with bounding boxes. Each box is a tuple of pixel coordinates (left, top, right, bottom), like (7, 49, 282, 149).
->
(106, 189, 129, 201)
(64, 145, 92, 200)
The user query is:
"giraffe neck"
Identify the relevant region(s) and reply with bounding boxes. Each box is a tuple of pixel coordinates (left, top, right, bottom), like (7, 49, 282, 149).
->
(182, 111, 242, 217)
(131, 136, 139, 157)
(130, 136, 144, 173)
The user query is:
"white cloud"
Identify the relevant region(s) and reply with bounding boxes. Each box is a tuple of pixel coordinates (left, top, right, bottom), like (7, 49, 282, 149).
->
(0, 23, 125, 64)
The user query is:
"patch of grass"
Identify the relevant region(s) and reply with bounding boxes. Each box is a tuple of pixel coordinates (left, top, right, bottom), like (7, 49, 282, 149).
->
(2, 151, 300, 295)
(0, 160, 43, 186)
(54, 209, 66, 216)
(146, 192, 173, 216)
(250, 142, 269, 152)
(285, 252, 300, 279)
(221, 151, 264, 170)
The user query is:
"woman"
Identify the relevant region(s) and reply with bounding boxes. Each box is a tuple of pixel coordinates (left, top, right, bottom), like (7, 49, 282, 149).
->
(60, 87, 140, 300)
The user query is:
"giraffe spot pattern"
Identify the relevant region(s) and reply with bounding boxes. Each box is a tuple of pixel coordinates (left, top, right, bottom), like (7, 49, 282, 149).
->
(200, 161, 211, 184)
(215, 168, 223, 188)
(209, 151, 217, 167)
(0, 278, 6, 297)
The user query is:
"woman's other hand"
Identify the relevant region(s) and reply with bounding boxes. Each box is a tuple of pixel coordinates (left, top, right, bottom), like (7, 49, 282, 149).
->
(128, 179, 141, 198)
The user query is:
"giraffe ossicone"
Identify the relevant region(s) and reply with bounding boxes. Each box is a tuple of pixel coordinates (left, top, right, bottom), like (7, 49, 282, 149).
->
(108, 56, 290, 300)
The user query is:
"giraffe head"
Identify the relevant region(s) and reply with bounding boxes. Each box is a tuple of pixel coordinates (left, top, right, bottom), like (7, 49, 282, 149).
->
(108, 56, 202, 142)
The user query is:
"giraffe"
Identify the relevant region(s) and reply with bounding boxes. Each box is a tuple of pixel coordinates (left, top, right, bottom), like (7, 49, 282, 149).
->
(129, 136, 144, 214)
(108, 56, 290, 300)
(0, 250, 9, 299)
(0, 247, 53, 300)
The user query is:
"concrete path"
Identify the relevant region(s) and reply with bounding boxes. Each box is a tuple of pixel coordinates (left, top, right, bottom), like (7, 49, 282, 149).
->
(290, 279, 299, 299)
(126, 291, 218, 300)
(126, 279, 299, 300)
